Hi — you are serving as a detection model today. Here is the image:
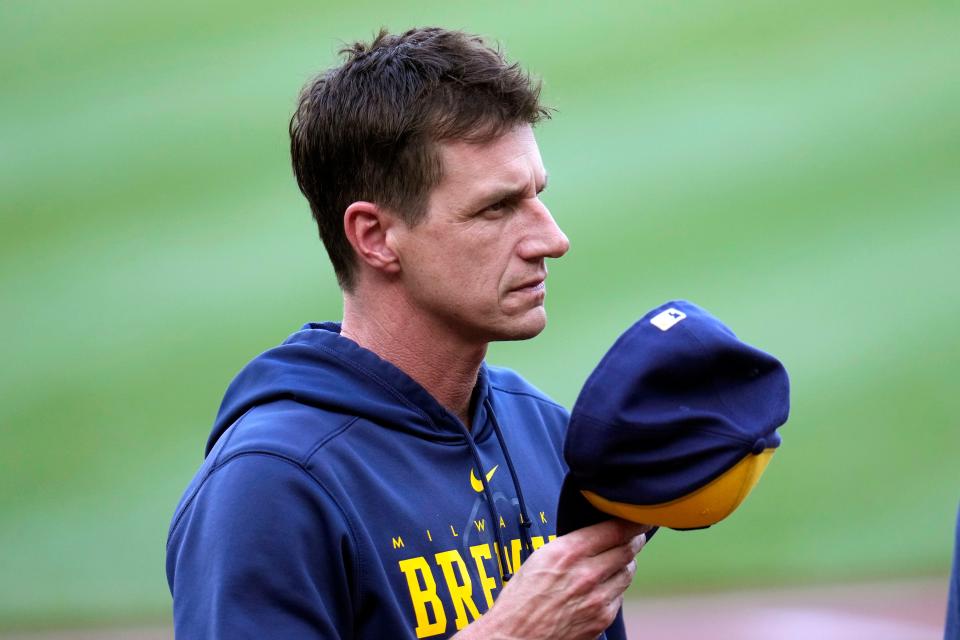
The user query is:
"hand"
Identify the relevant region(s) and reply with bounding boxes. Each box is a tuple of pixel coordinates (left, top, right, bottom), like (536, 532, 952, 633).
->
(454, 519, 651, 640)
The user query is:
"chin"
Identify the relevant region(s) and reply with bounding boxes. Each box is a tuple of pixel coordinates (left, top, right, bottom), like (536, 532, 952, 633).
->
(489, 310, 548, 342)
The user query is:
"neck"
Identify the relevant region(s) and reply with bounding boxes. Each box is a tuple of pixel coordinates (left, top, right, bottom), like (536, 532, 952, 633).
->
(340, 289, 487, 429)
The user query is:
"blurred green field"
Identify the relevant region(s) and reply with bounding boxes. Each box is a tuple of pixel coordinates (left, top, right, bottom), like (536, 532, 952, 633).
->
(2, 0, 958, 630)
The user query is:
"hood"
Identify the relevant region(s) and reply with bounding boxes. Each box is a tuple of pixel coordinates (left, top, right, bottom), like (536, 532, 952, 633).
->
(206, 322, 493, 455)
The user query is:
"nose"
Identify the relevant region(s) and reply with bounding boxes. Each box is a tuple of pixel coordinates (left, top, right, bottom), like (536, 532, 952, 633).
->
(517, 199, 570, 261)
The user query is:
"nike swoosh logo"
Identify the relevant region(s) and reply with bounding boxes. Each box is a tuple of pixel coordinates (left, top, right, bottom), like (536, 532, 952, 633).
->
(470, 465, 499, 493)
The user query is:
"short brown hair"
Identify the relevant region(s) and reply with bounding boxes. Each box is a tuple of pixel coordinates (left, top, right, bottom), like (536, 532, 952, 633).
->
(289, 27, 551, 290)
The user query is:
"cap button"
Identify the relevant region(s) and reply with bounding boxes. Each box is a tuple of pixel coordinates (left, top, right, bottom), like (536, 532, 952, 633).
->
(752, 438, 767, 454)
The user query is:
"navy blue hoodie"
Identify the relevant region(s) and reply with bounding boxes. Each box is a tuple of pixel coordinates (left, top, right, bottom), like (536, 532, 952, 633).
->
(166, 322, 601, 639)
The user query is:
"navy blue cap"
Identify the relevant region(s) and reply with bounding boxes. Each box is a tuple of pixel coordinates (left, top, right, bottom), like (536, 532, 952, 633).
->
(556, 300, 790, 535)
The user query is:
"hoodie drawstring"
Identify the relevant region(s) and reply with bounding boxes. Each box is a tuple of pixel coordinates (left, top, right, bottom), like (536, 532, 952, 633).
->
(453, 397, 537, 583)
(485, 398, 535, 563)
(454, 419, 515, 581)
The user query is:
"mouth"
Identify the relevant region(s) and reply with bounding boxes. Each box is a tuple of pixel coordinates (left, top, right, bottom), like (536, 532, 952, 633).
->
(509, 276, 547, 295)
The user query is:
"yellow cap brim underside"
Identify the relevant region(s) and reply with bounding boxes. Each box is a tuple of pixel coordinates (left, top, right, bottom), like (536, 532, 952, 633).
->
(581, 448, 775, 529)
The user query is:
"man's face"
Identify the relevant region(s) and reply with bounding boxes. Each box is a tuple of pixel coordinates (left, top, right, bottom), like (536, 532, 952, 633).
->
(394, 125, 570, 344)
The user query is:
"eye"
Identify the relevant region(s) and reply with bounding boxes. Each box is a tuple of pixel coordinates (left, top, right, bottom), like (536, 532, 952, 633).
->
(480, 199, 512, 217)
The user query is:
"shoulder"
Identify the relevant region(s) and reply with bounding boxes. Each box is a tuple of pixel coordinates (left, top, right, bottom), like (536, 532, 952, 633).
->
(169, 400, 360, 548)
(171, 404, 358, 539)
(211, 399, 360, 466)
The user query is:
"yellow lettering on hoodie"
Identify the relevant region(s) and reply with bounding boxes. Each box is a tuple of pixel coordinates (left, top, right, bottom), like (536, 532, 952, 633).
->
(473, 519, 486, 533)
(531, 535, 545, 551)
(392, 536, 405, 549)
(468, 543, 498, 608)
(398, 557, 446, 638)
(510, 538, 524, 574)
(493, 541, 510, 576)
(434, 549, 481, 630)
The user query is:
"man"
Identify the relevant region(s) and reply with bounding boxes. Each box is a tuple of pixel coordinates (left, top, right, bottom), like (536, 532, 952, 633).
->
(166, 27, 648, 639)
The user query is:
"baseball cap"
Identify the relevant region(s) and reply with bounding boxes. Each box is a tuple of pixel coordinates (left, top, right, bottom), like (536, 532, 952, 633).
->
(556, 300, 790, 535)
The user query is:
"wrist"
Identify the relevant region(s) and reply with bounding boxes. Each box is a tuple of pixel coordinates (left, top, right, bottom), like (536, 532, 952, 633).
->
(452, 612, 511, 640)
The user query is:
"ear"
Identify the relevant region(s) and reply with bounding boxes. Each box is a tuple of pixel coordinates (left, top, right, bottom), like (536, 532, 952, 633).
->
(343, 201, 402, 275)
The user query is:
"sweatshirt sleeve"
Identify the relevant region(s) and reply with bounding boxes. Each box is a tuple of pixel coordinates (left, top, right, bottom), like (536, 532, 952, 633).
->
(166, 453, 356, 639)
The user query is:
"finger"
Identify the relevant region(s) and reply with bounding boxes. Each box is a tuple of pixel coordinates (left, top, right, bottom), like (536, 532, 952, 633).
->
(588, 572, 631, 630)
(593, 559, 638, 613)
(562, 518, 651, 556)
(591, 539, 642, 585)
(602, 594, 625, 628)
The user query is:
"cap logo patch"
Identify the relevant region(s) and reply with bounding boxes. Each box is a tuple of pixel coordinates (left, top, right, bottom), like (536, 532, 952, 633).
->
(650, 308, 687, 331)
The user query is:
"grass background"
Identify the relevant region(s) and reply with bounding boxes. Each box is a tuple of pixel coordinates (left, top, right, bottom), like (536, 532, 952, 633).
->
(1, 0, 958, 630)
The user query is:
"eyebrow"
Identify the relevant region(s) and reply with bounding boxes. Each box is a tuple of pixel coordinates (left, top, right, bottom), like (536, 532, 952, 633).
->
(477, 171, 550, 207)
